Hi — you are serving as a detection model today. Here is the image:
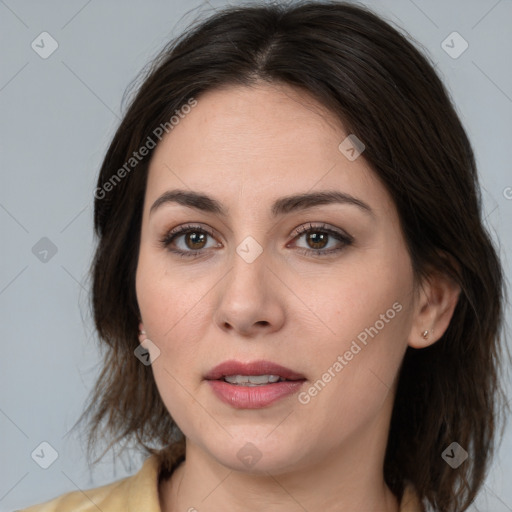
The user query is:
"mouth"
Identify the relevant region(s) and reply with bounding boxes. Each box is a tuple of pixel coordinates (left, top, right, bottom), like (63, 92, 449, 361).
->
(204, 359, 306, 383)
(204, 360, 306, 409)
(221, 374, 293, 386)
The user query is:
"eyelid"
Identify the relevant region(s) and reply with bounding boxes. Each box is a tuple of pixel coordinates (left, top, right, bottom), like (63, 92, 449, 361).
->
(159, 221, 354, 258)
(287, 222, 354, 257)
(159, 223, 218, 247)
(289, 222, 353, 242)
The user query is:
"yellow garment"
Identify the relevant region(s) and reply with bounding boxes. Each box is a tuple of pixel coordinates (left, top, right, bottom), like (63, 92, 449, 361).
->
(19, 454, 424, 511)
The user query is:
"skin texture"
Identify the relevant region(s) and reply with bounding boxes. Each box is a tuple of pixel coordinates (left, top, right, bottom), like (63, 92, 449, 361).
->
(135, 83, 460, 512)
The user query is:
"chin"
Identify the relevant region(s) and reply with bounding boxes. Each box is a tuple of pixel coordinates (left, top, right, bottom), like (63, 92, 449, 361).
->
(215, 449, 297, 475)
(202, 431, 310, 475)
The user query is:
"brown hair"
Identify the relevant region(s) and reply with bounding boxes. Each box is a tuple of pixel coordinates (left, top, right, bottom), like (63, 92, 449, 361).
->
(76, 2, 509, 510)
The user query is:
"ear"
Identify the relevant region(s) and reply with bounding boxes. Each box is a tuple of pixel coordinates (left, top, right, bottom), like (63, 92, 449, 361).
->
(408, 268, 461, 349)
(138, 322, 146, 343)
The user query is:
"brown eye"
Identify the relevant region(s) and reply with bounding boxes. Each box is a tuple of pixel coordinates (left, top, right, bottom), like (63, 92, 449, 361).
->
(160, 224, 220, 257)
(291, 223, 354, 257)
(184, 231, 208, 250)
(304, 231, 329, 250)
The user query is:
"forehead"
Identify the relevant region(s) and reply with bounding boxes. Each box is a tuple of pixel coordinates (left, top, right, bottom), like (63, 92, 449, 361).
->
(145, 83, 393, 216)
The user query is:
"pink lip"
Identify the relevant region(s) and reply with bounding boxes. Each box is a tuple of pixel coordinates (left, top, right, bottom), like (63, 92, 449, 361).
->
(204, 360, 306, 409)
(204, 360, 305, 381)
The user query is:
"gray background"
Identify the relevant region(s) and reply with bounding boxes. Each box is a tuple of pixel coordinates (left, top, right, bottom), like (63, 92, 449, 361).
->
(1, 0, 511, 510)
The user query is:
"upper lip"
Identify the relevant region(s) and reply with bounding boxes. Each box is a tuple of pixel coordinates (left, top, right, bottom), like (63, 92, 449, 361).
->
(204, 360, 306, 381)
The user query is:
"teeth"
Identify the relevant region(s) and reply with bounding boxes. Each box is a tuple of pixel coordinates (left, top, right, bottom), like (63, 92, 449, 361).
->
(223, 374, 283, 385)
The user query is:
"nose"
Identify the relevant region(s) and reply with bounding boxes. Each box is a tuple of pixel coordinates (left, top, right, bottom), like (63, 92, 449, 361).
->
(213, 247, 286, 338)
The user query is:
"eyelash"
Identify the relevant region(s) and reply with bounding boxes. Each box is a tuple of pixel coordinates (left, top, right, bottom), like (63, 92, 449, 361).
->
(159, 222, 354, 259)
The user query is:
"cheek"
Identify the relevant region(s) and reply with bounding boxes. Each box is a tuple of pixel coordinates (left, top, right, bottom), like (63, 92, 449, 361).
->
(297, 314, 409, 452)
(136, 249, 209, 342)
(295, 258, 414, 431)
(292, 255, 412, 354)
(136, 254, 213, 432)
(135, 249, 218, 392)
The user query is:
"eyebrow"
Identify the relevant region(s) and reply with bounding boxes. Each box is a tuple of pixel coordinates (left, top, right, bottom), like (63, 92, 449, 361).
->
(149, 189, 374, 218)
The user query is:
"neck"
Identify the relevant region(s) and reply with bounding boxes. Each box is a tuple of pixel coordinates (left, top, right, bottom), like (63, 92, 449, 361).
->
(159, 397, 400, 512)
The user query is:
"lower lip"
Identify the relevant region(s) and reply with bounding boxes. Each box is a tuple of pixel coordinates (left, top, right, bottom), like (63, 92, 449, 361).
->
(207, 379, 305, 409)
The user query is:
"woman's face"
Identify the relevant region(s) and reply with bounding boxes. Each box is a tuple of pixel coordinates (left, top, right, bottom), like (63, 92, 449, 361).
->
(136, 83, 419, 474)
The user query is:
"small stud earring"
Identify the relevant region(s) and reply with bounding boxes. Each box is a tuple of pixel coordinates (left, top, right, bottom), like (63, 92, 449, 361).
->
(422, 330, 429, 339)
(138, 322, 147, 343)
